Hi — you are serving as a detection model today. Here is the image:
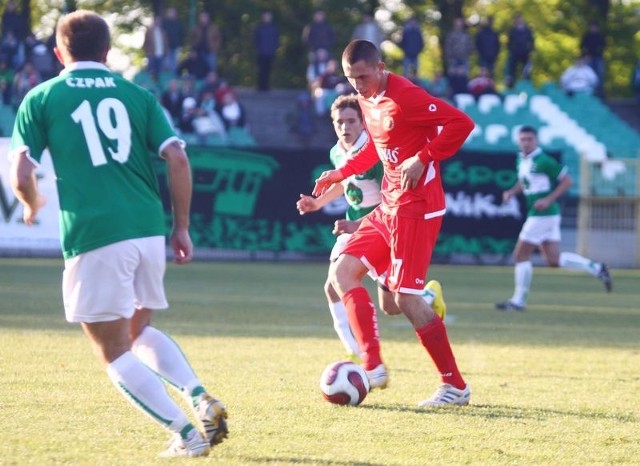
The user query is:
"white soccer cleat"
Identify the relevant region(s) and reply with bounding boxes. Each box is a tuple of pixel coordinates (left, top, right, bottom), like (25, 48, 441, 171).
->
(159, 429, 210, 458)
(418, 383, 471, 407)
(196, 394, 229, 446)
(424, 280, 447, 319)
(365, 363, 389, 390)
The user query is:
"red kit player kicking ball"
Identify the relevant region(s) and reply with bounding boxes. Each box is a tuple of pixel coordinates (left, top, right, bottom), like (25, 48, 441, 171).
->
(313, 40, 475, 407)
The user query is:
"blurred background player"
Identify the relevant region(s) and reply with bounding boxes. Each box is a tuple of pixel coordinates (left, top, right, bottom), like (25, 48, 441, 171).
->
(297, 95, 447, 361)
(9, 10, 227, 457)
(313, 40, 473, 407)
(496, 126, 612, 311)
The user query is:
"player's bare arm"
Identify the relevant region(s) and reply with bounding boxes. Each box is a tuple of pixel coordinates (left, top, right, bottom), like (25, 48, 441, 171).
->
(10, 151, 47, 225)
(162, 140, 193, 264)
(297, 182, 344, 215)
(503, 181, 524, 203)
(333, 219, 361, 235)
(399, 154, 426, 190)
(534, 174, 572, 211)
(313, 169, 345, 196)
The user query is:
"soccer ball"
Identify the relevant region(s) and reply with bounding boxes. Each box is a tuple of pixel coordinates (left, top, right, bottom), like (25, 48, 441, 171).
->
(319, 361, 370, 406)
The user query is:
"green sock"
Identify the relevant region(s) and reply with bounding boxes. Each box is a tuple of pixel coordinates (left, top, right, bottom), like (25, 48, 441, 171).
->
(180, 423, 195, 440)
(190, 385, 205, 407)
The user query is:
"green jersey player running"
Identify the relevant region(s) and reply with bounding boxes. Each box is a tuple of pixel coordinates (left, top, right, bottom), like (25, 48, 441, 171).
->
(297, 95, 446, 362)
(9, 10, 226, 458)
(496, 125, 612, 311)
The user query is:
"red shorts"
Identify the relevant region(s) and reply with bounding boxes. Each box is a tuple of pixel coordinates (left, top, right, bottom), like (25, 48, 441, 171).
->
(342, 207, 442, 294)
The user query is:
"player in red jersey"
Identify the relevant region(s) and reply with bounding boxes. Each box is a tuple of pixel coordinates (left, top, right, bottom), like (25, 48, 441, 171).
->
(313, 40, 475, 407)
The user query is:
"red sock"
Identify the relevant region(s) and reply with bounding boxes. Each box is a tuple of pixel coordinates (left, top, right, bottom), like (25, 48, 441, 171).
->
(342, 286, 382, 370)
(416, 315, 466, 389)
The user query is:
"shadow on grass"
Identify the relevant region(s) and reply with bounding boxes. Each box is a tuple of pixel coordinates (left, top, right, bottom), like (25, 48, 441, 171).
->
(233, 455, 384, 466)
(359, 402, 638, 423)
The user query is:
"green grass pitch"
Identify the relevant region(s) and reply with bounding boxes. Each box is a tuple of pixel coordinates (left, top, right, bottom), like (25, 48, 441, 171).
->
(0, 258, 638, 465)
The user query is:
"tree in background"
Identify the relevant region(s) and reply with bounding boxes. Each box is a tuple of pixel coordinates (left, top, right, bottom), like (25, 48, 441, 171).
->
(3, 0, 639, 98)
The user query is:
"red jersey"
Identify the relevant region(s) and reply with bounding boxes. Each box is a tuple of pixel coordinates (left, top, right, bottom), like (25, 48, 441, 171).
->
(339, 73, 474, 219)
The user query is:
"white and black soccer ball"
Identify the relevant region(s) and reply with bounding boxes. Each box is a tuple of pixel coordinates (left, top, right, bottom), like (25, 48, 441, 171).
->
(319, 361, 370, 406)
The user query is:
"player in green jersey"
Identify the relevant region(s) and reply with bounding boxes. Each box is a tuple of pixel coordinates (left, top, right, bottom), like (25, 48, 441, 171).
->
(9, 10, 226, 458)
(496, 125, 612, 311)
(297, 95, 446, 362)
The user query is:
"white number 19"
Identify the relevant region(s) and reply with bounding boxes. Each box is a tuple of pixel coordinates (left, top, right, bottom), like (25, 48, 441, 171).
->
(71, 98, 132, 166)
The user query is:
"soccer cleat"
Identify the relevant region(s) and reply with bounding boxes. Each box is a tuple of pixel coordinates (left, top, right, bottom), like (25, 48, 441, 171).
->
(418, 383, 471, 408)
(424, 280, 446, 319)
(197, 394, 229, 446)
(159, 429, 210, 458)
(597, 263, 612, 292)
(365, 363, 389, 390)
(495, 300, 526, 312)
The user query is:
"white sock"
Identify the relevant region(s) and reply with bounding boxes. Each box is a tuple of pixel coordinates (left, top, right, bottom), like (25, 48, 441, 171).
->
(328, 301, 360, 357)
(132, 326, 202, 397)
(422, 288, 435, 306)
(106, 351, 192, 435)
(559, 252, 600, 276)
(512, 260, 532, 306)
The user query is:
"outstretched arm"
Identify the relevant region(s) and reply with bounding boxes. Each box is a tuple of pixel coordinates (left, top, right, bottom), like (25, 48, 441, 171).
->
(297, 182, 344, 215)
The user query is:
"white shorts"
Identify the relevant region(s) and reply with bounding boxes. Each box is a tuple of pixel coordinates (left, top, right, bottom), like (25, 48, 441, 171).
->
(519, 215, 561, 246)
(62, 236, 169, 323)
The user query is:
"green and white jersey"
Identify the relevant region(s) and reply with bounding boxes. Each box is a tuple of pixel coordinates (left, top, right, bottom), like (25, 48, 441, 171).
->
(516, 148, 568, 217)
(329, 131, 383, 221)
(9, 62, 177, 259)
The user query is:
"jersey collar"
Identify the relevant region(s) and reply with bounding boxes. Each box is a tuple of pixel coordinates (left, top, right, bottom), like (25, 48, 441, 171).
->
(60, 61, 111, 75)
(520, 147, 542, 159)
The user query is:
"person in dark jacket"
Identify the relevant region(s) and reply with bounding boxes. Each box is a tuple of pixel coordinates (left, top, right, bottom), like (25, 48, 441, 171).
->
(253, 10, 280, 91)
(302, 10, 335, 55)
(505, 13, 534, 87)
(400, 17, 424, 77)
(580, 22, 606, 97)
(475, 16, 500, 77)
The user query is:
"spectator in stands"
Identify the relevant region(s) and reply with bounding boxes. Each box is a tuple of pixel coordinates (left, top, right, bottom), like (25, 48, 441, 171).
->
(447, 63, 469, 99)
(143, 15, 168, 81)
(177, 47, 209, 80)
(163, 7, 185, 74)
(253, 10, 280, 92)
(28, 40, 55, 81)
(1, 30, 20, 69)
(312, 58, 345, 116)
(424, 71, 449, 99)
(290, 91, 315, 143)
(1, 1, 23, 43)
(505, 13, 534, 88)
(161, 78, 185, 125)
(199, 70, 221, 101)
(302, 10, 335, 56)
(399, 17, 424, 77)
(189, 11, 221, 73)
(306, 47, 329, 91)
(560, 56, 599, 96)
(444, 17, 473, 76)
(0, 58, 14, 105)
(475, 16, 500, 77)
(580, 22, 606, 97)
(12, 60, 40, 108)
(351, 12, 384, 51)
(180, 75, 198, 100)
(215, 88, 247, 130)
(198, 89, 227, 140)
(468, 66, 499, 101)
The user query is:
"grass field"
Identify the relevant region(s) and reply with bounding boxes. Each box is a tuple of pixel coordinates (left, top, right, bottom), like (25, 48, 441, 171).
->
(0, 258, 638, 465)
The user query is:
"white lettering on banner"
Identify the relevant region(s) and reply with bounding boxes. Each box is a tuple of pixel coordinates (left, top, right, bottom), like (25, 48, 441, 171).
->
(0, 138, 61, 252)
(65, 77, 116, 89)
(445, 191, 522, 219)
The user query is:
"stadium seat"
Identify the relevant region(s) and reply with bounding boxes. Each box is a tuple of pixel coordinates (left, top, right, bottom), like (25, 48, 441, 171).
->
(477, 94, 502, 114)
(485, 124, 509, 145)
(453, 93, 475, 112)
